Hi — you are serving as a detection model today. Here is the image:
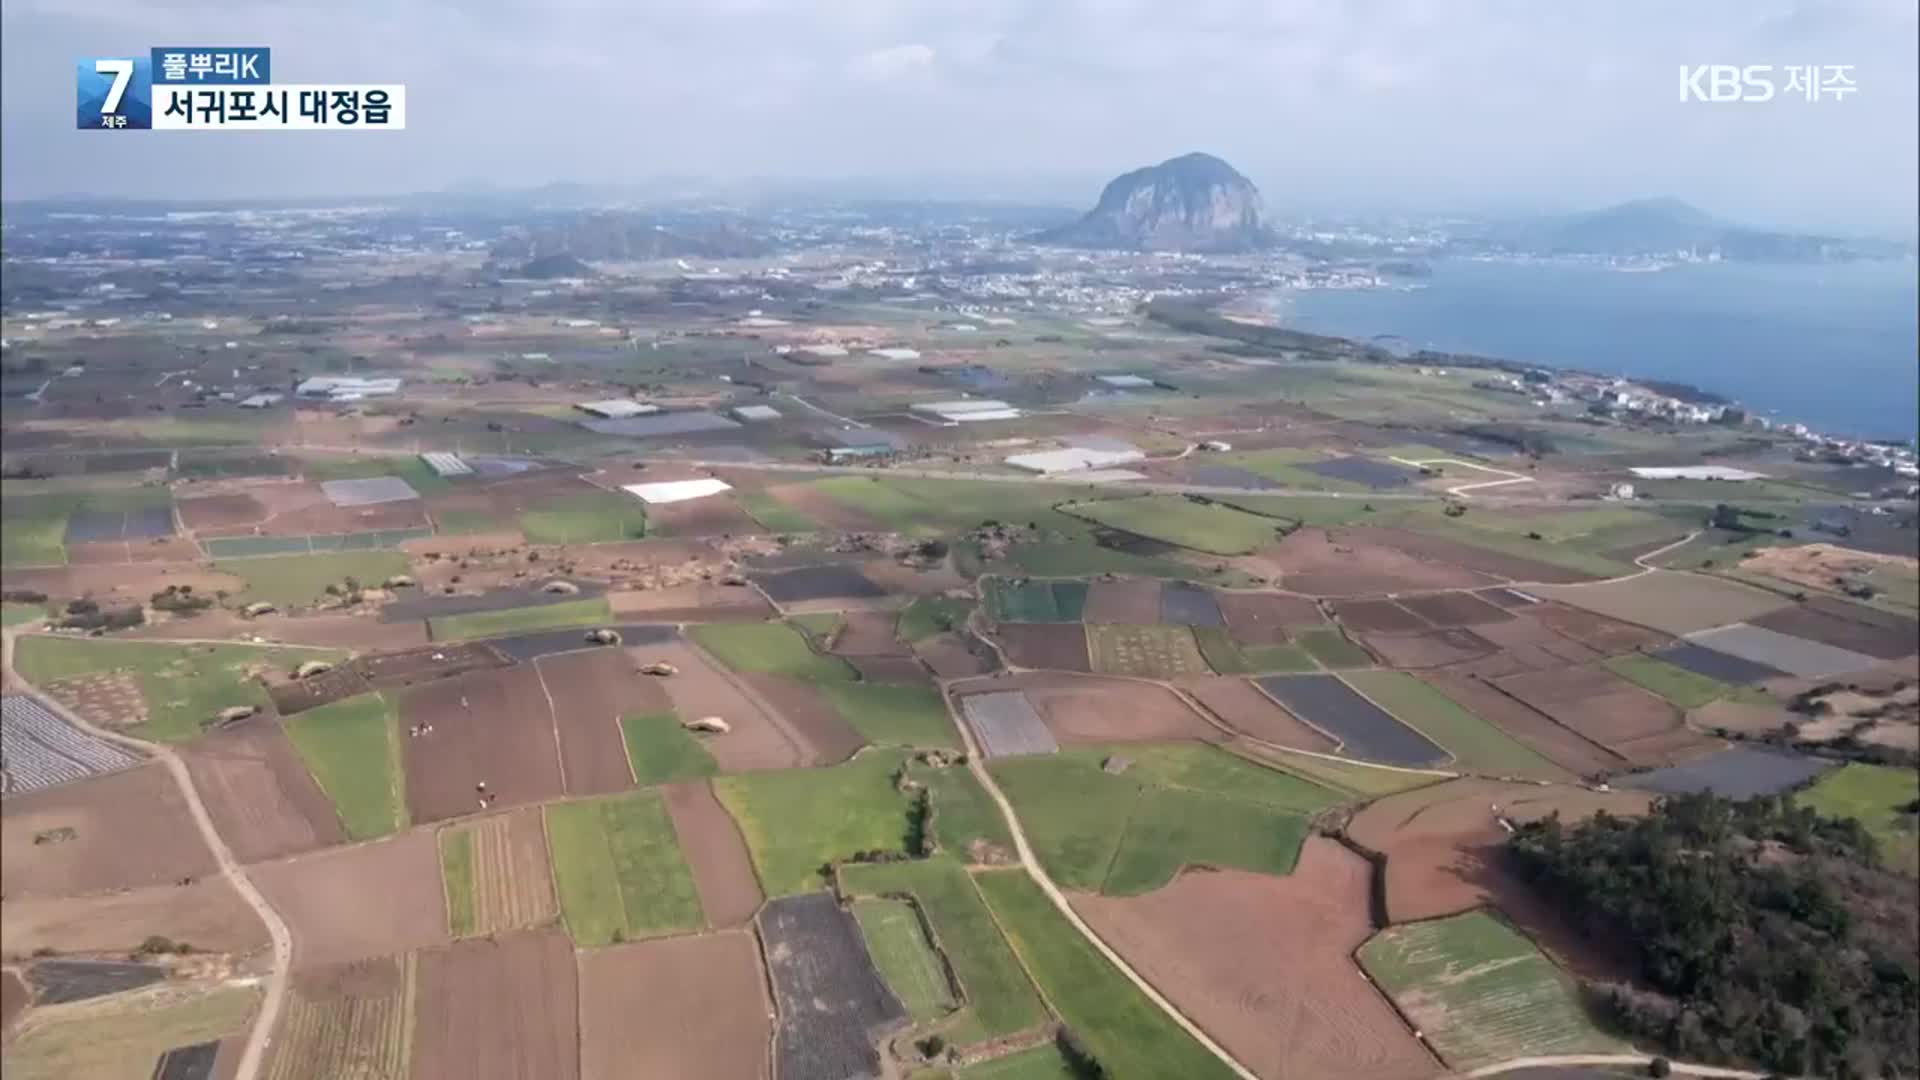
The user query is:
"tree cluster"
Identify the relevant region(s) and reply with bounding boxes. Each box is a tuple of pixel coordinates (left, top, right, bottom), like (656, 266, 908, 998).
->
(1508, 792, 1918, 1078)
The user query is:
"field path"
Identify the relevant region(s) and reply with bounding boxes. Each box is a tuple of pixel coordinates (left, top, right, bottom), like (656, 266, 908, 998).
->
(939, 680, 1262, 1080)
(2, 628, 294, 1080)
(1389, 455, 1536, 498)
(1470, 1054, 1772, 1078)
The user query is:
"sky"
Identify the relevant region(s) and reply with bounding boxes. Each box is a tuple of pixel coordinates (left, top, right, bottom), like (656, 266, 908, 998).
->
(3, 0, 1916, 231)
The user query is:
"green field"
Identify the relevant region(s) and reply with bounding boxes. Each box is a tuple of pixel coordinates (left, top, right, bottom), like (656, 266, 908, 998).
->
(1220, 448, 1368, 492)
(990, 745, 1335, 893)
(958, 1046, 1079, 1080)
(202, 527, 432, 559)
(853, 899, 956, 1021)
(516, 492, 646, 544)
(620, 712, 719, 787)
(1799, 763, 1920, 875)
(1, 602, 46, 626)
(1, 487, 173, 567)
(214, 550, 413, 608)
(1358, 910, 1623, 1071)
(898, 596, 974, 642)
(737, 489, 818, 534)
(1, 983, 260, 1080)
(984, 579, 1089, 624)
(687, 622, 857, 682)
(972, 870, 1237, 1080)
(299, 454, 453, 495)
(1602, 654, 1736, 709)
(283, 692, 407, 840)
(819, 683, 959, 749)
(1191, 626, 1316, 674)
(1293, 628, 1373, 669)
(805, 475, 1078, 536)
(545, 789, 705, 945)
(1062, 495, 1284, 556)
(714, 750, 922, 896)
(1235, 744, 1443, 797)
(1007, 540, 1259, 587)
(1085, 624, 1211, 679)
(921, 763, 1016, 859)
(440, 828, 477, 936)
(1346, 671, 1570, 781)
(428, 596, 612, 641)
(13, 635, 343, 744)
(788, 611, 843, 641)
(431, 508, 514, 535)
(840, 858, 1046, 1044)
(1383, 505, 1637, 578)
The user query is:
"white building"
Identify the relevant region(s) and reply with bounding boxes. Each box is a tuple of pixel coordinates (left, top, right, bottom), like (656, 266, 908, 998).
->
(622, 478, 732, 504)
(575, 399, 660, 419)
(1005, 447, 1147, 474)
(910, 399, 1021, 424)
(295, 376, 402, 400)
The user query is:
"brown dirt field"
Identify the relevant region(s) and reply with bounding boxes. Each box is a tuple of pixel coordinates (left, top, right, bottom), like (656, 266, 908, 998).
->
(1418, 674, 1624, 778)
(412, 930, 579, 1080)
(1346, 778, 1652, 980)
(1395, 591, 1514, 627)
(453, 807, 559, 936)
(966, 671, 1219, 744)
(1495, 666, 1685, 749)
(1608, 726, 1727, 767)
(397, 666, 567, 823)
(1465, 616, 1605, 667)
(256, 613, 431, 652)
(1249, 527, 1499, 596)
(253, 499, 432, 538)
(1073, 840, 1438, 1080)
(1329, 598, 1432, 634)
(1526, 603, 1670, 655)
(252, 828, 449, 970)
(2, 969, 28, 1035)
(992, 623, 1091, 672)
(663, 780, 764, 928)
(1358, 629, 1499, 669)
(831, 610, 909, 656)
(764, 482, 884, 533)
(534, 649, 657, 797)
(634, 641, 809, 770)
(913, 633, 999, 678)
(1082, 579, 1164, 625)
(1354, 526, 1603, 584)
(847, 655, 932, 685)
(1689, 698, 1795, 738)
(1214, 591, 1326, 645)
(644, 496, 764, 538)
(2, 564, 246, 606)
(607, 582, 772, 622)
(65, 536, 204, 567)
(1, 877, 269, 959)
(1180, 677, 1338, 753)
(176, 494, 270, 532)
(1751, 600, 1920, 661)
(354, 641, 512, 691)
(180, 720, 346, 864)
(577, 931, 770, 1080)
(1740, 543, 1917, 602)
(268, 664, 374, 716)
(41, 671, 149, 730)
(1, 763, 216, 898)
(737, 673, 867, 764)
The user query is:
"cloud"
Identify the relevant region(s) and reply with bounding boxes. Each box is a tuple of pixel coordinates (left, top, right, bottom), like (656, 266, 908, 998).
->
(1, 0, 1912, 228)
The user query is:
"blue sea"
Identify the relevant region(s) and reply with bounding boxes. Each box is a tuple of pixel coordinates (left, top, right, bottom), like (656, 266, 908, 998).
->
(1268, 258, 1919, 441)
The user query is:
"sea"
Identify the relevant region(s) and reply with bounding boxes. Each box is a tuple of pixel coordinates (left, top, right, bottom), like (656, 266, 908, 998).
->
(1265, 257, 1919, 442)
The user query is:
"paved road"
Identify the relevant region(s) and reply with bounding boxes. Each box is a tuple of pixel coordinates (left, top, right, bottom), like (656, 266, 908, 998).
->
(2, 629, 295, 1080)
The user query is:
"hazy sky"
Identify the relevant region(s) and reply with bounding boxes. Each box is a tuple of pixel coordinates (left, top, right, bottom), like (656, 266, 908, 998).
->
(4, 0, 1916, 230)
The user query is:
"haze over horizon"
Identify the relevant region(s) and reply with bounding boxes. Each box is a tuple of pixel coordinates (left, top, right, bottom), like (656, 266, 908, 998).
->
(3, 0, 1916, 232)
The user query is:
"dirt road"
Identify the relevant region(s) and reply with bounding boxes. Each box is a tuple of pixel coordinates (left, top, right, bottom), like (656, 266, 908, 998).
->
(2, 629, 294, 1080)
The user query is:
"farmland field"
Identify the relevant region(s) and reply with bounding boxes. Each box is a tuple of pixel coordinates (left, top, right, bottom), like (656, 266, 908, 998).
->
(411, 931, 579, 1080)
(1358, 910, 1623, 1071)
(14, 635, 342, 743)
(1292, 628, 1373, 669)
(283, 692, 406, 840)
(577, 933, 772, 1080)
(985, 579, 1090, 624)
(818, 682, 959, 748)
(181, 718, 347, 862)
(429, 595, 613, 641)
(439, 808, 558, 937)
(1086, 623, 1211, 678)
(620, 711, 719, 786)
(714, 749, 928, 896)
(1533, 571, 1791, 635)
(214, 550, 412, 607)
(759, 892, 908, 1080)
(265, 957, 414, 1080)
(1343, 670, 1570, 781)
(516, 491, 646, 543)
(1603, 653, 1737, 709)
(2, 983, 257, 1080)
(1191, 626, 1316, 674)
(1799, 763, 1920, 875)
(1257, 674, 1448, 767)
(738, 488, 818, 533)
(838, 857, 1046, 1043)
(973, 870, 1237, 1080)
(442, 828, 476, 936)
(1236, 744, 1443, 797)
(545, 789, 704, 944)
(688, 622, 857, 682)
(960, 1046, 1078, 1079)
(1062, 495, 1284, 555)
(853, 898, 956, 1021)
(898, 596, 974, 642)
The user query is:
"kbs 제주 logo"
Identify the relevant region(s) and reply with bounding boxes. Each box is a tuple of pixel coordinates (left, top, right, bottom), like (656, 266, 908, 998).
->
(77, 47, 406, 130)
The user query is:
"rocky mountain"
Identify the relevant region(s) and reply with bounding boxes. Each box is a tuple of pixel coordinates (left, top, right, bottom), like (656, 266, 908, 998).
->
(1037, 153, 1272, 253)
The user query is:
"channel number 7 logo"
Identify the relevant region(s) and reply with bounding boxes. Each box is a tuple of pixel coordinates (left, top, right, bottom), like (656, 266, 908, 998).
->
(77, 56, 153, 129)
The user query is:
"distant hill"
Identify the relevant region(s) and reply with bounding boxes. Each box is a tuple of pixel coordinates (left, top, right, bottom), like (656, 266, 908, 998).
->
(515, 253, 594, 279)
(1485, 199, 1844, 260)
(1036, 153, 1272, 253)
(490, 213, 772, 263)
